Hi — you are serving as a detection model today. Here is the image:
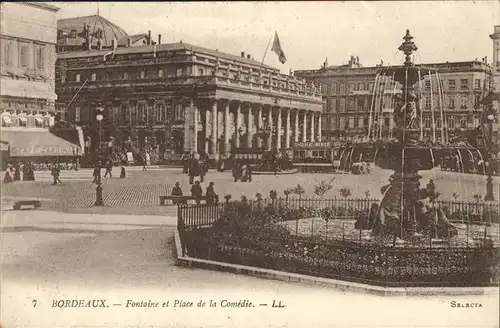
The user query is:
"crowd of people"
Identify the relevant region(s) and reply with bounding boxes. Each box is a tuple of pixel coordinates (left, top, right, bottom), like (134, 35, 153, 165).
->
(3, 161, 36, 183)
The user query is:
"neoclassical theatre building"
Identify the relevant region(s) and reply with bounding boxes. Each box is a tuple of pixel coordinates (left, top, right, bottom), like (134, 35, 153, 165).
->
(55, 17, 323, 157)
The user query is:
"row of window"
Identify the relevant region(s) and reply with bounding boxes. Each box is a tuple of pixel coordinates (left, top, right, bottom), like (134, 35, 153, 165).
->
(424, 78, 483, 90)
(325, 115, 477, 131)
(66, 67, 308, 92)
(325, 94, 483, 113)
(323, 77, 485, 97)
(68, 103, 185, 124)
(71, 67, 187, 83)
(2, 39, 46, 70)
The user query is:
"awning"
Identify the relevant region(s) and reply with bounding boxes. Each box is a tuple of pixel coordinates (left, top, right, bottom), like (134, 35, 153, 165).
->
(0, 130, 80, 157)
(0, 79, 57, 101)
(0, 140, 9, 152)
(2, 116, 12, 125)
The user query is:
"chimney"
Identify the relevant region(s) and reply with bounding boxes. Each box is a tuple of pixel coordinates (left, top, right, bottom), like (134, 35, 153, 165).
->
(247, 54, 251, 59)
(112, 38, 117, 50)
(485, 56, 488, 64)
(71, 29, 77, 38)
(127, 37, 132, 48)
(158, 34, 162, 45)
(148, 30, 151, 45)
(241, 51, 245, 58)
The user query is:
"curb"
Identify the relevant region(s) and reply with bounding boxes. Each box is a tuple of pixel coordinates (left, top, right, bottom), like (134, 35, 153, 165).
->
(173, 230, 498, 297)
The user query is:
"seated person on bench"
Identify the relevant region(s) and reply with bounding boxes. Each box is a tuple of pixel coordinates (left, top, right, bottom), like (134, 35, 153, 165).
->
(171, 181, 184, 204)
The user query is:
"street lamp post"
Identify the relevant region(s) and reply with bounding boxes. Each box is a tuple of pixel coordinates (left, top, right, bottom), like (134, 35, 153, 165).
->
(95, 105, 104, 206)
(484, 106, 496, 201)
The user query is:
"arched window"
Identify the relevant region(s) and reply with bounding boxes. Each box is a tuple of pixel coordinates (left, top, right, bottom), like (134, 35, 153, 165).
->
(123, 72, 128, 80)
(75, 74, 81, 82)
(91, 73, 96, 81)
(140, 71, 145, 79)
(158, 69, 164, 78)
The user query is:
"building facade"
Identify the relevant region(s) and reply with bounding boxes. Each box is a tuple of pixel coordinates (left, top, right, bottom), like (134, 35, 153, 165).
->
(1, 2, 59, 130)
(55, 17, 324, 156)
(295, 57, 494, 142)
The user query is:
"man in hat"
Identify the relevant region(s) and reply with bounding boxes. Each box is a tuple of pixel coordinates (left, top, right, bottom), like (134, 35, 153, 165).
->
(205, 182, 218, 205)
(171, 181, 184, 205)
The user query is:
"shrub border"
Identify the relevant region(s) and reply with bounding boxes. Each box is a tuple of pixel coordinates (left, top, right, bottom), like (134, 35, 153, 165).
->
(173, 229, 498, 297)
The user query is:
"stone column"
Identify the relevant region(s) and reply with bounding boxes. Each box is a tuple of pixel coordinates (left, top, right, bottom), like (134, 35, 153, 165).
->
(267, 107, 273, 150)
(302, 111, 307, 142)
(256, 105, 262, 148)
(184, 99, 198, 153)
(211, 100, 218, 155)
(276, 108, 282, 150)
(310, 112, 315, 142)
(318, 112, 322, 142)
(223, 101, 230, 153)
(246, 105, 253, 148)
(235, 102, 241, 148)
(285, 108, 291, 148)
(294, 109, 299, 143)
(204, 108, 210, 154)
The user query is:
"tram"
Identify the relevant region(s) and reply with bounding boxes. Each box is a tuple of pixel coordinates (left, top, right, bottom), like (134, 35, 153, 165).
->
(292, 141, 340, 172)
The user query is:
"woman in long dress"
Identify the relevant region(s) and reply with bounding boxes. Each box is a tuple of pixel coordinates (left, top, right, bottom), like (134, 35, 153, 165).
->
(3, 165, 13, 183)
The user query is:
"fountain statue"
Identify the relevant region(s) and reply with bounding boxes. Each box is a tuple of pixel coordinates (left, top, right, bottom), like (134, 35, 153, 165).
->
(350, 30, 481, 243)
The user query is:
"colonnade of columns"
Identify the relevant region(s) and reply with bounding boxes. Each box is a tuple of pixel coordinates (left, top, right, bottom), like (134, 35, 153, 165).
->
(184, 98, 322, 155)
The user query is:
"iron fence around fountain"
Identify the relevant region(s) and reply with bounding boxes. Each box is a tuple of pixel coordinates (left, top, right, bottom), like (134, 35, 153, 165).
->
(180, 229, 498, 287)
(177, 198, 499, 230)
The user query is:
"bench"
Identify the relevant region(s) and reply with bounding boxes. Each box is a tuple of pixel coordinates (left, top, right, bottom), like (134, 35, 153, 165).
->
(13, 200, 41, 210)
(159, 195, 211, 206)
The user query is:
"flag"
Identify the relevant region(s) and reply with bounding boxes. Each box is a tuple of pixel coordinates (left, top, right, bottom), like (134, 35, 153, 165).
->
(271, 32, 286, 64)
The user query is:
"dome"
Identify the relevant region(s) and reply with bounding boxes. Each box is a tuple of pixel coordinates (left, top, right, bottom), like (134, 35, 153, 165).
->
(58, 15, 128, 48)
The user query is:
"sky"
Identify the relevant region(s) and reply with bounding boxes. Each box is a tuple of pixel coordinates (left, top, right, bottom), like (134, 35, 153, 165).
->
(54, 1, 500, 73)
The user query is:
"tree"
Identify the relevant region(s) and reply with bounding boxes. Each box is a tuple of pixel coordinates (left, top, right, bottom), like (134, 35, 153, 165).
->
(284, 188, 292, 205)
(339, 187, 352, 199)
(314, 178, 334, 198)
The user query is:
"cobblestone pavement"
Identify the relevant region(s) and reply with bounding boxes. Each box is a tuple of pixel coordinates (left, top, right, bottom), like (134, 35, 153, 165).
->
(2, 167, 499, 216)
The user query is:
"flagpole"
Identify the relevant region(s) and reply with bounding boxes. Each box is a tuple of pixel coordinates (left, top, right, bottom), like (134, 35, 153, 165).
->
(259, 32, 274, 71)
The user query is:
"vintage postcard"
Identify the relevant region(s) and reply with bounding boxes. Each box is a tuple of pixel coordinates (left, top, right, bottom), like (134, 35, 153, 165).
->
(1, 1, 499, 327)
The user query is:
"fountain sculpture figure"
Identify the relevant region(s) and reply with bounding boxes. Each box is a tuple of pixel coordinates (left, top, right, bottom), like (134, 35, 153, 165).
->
(351, 30, 482, 243)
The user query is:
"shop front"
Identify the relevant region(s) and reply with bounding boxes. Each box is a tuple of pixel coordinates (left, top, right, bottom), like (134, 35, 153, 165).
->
(0, 130, 81, 170)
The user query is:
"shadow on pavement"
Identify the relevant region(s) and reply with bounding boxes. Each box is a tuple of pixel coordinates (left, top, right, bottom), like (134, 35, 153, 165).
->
(0, 223, 172, 234)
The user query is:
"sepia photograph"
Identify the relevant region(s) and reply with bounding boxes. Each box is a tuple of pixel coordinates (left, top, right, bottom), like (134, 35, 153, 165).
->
(0, 1, 499, 327)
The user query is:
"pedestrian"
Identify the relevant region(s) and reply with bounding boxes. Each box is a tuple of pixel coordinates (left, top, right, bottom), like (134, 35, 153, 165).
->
(104, 160, 113, 178)
(18, 161, 24, 181)
(3, 164, 13, 183)
(13, 162, 20, 181)
(51, 165, 62, 185)
(120, 166, 126, 179)
(142, 154, 147, 171)
(92, 162, 101, 184)
(426, 179, 436, 199)
(205, 182, 219, 205)
(190, 181, 203, 205)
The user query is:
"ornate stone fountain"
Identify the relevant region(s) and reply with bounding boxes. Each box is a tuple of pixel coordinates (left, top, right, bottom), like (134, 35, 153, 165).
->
(349, 30, 481, 242)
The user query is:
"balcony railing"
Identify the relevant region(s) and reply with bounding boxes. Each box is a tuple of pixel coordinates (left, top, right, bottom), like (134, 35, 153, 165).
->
(58, 75, 324, 102)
